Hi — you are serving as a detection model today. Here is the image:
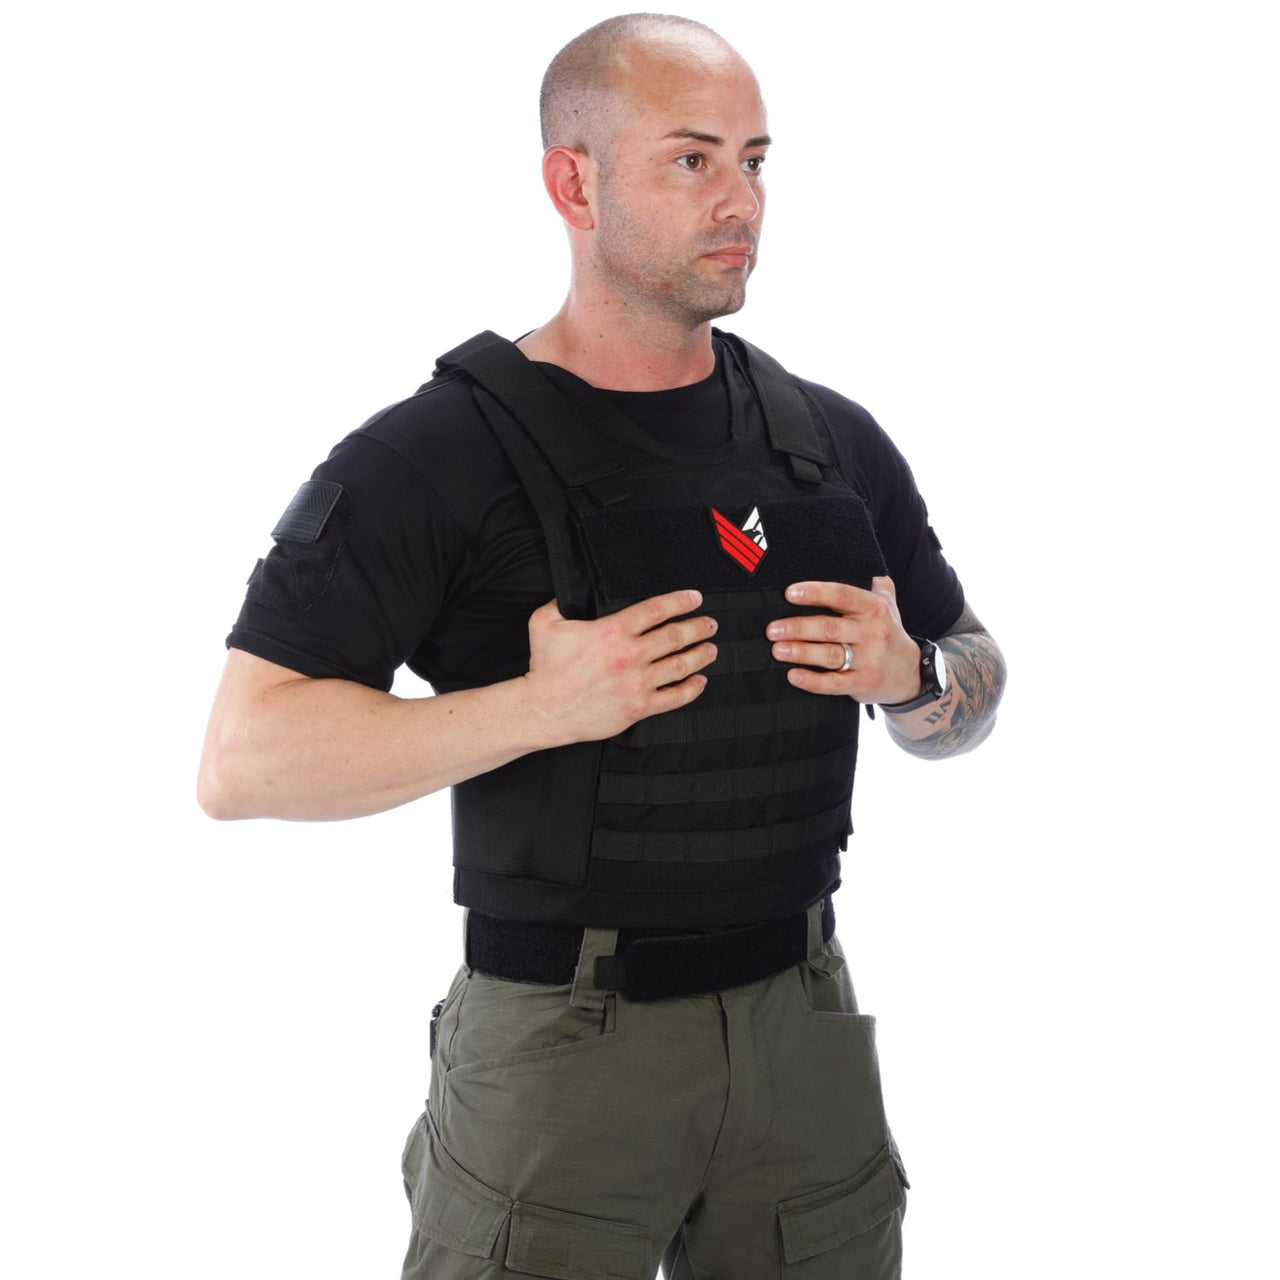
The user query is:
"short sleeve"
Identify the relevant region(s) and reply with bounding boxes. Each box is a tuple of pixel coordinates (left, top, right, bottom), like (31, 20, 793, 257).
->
(227, 431, 468, 691)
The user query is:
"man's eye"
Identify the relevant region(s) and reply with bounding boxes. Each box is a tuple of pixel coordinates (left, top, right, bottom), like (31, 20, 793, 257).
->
(676, 154, 705, 171)
(741, 155, 766, 175)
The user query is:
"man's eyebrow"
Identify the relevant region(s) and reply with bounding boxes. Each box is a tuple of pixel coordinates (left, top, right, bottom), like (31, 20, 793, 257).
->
(661, 129, 773, 149)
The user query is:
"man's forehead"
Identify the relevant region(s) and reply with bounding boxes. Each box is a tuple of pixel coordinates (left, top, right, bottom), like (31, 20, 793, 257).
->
(617, 55, 767, 142)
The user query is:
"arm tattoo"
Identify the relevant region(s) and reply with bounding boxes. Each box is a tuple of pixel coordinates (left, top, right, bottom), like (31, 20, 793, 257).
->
(890, 603, 1007, 761)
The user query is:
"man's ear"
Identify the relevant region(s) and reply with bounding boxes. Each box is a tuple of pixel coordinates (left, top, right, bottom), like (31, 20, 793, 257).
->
(542, 146, 596, 230)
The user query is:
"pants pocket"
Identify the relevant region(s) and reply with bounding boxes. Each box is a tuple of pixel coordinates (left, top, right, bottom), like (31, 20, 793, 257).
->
(400, 1110, 654, 1280)
(777, 1143, 907, 1276)
(445, 971, 616, 1080)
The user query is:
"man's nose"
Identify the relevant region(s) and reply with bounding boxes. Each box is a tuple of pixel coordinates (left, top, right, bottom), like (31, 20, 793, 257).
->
(713, 166, 763, 223)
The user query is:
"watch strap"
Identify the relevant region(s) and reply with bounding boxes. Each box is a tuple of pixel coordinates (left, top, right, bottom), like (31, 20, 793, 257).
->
(880, 636, 944, 715)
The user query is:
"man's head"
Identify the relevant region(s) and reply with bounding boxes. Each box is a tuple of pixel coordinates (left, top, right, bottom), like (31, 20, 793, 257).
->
(539, 14, 770, 329)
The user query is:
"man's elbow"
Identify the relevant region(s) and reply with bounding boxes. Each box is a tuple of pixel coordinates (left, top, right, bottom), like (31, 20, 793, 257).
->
(196, 740, 259, 821)
(197, 757, 237, 821)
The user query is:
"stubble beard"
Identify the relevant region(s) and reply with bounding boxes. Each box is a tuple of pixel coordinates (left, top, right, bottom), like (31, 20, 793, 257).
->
(594, 191, 755, 329)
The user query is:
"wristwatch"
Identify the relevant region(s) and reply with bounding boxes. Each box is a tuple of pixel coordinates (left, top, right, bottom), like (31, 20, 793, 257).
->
(880, 637, 947, 714)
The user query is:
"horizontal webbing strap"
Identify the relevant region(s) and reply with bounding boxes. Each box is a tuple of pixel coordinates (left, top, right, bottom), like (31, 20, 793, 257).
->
(598, 745, 853, 807)
(591, 801, 850, 864)
(702, 636, 779, 676)
(612, 694, 852, 749)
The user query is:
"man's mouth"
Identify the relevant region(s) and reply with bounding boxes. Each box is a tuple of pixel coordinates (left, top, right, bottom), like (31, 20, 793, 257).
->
(703, 243, 755, 269)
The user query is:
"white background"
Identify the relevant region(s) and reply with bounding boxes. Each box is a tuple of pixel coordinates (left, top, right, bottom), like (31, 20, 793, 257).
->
(3, 1, 1276, 1275)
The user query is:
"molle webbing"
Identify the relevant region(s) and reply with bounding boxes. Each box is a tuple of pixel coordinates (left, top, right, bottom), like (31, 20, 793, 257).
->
(597, 748, 853, 807)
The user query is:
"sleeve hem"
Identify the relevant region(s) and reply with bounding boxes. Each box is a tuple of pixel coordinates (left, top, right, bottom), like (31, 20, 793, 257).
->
(225, 628, 393, 692)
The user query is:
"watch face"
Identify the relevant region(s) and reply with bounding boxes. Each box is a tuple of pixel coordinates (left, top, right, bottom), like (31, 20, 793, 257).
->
(933, 645, 947, 696)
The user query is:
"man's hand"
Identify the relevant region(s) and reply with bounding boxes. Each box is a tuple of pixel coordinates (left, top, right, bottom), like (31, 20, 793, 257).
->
(523, 589, 718, 744)
(765, 576, 921, 705)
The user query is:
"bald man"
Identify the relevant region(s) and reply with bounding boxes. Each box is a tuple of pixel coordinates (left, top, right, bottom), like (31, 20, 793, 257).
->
(201, 13, 1005, 1279)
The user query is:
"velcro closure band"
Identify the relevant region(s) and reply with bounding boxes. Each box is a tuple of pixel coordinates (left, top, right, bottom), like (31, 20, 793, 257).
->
(271, 479, 344, 544)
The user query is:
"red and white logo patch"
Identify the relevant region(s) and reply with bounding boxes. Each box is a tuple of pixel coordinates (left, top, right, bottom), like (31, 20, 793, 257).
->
(711, 505, 768, 573)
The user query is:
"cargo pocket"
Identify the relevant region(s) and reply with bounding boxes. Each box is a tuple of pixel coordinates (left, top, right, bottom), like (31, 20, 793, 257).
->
(402, 1110, 509, 1259)
(777, 1143, 906, 1273)
(401, 1110, 653, 1279)
(507, 1201, 652, 1280)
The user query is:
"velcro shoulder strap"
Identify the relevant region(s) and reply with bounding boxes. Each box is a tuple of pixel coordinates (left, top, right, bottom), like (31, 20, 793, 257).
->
(434, 331, 612, 618)
(435, 331, 624, 492)
(717, 331, 831, 484)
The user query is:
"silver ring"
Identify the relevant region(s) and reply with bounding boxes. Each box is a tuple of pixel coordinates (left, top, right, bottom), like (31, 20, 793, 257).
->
(839, 643, 854, 672)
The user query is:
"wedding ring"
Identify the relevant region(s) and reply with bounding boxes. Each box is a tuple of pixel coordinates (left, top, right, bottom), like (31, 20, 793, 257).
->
(839, 643, 854, 672)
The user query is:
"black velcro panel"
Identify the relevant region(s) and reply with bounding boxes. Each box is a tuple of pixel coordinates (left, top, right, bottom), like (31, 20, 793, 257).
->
(466, 911, 582, 983)
(613, 897, 835, 1000)
(579, 496, 886, 604)
(271, 480, 345, 544)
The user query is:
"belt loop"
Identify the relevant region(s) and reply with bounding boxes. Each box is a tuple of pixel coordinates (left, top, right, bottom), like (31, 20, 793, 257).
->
(461, 908, 473, 973)
(806, 897, 844, 977)
(570, 926, 620, 1010)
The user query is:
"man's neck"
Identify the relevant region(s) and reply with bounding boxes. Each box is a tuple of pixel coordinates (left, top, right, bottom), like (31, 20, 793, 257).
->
(516, 302, 718, 392)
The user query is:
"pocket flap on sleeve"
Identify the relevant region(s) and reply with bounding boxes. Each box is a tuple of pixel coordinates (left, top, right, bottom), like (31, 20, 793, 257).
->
(404, 1113, 511, 1259)
(507, 1201, 653, 1280)
(777, 1145, 905, 1264)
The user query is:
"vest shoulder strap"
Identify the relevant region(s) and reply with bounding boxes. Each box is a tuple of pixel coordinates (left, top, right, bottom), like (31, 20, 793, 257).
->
(435, 331, 626, 494)
(715, 330, 830, 484)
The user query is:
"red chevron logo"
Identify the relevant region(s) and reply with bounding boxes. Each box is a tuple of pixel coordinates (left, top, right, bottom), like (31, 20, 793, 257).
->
(711, 506, 767, 573)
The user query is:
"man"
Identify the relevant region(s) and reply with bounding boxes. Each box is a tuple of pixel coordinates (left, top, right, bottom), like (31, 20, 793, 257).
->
(200, 13, 1005, 1279)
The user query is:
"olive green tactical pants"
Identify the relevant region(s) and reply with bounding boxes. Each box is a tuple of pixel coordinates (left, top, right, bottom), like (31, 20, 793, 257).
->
(400, 903, 907, 1278)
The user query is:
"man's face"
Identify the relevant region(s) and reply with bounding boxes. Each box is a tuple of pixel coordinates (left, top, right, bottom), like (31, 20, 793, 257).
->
(588, 45, 769, 326)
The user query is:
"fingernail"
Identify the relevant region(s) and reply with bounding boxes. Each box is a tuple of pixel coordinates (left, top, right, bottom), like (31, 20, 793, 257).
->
(774, 642, 791, 658)
(706, 617, 718, 634)
(766, 622, 784, 639)
(787, 585, 805, 602)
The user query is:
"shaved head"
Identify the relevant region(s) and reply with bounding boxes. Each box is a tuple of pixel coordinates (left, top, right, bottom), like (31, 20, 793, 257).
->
(540, 13, 739, 163)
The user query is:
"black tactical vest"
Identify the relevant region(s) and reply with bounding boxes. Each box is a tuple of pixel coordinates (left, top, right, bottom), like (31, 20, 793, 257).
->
(433, 331, 887, 930)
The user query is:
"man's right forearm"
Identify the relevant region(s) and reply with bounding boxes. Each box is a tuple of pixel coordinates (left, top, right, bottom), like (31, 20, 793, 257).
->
(198, 590, 719, 823)
(197, 651, 560, 821)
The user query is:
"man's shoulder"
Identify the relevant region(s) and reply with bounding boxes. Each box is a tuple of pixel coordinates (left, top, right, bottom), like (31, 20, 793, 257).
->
(344, 366, 490, 471)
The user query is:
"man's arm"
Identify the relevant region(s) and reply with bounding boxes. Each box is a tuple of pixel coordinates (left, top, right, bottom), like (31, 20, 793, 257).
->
(198, 590, 718, 821)
(766, 578, 1006, 759)
(880, 603, 1007, 760)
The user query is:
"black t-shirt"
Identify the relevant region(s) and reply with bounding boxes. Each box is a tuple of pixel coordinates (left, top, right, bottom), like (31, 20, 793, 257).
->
(228, 337, 964, 692)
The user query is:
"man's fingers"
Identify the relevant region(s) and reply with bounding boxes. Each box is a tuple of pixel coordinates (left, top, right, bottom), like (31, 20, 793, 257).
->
(783, 580, 867, 613)
(641, 615, 718, 664)
(651, 640, 719, 686)
(786, 666, 861, 698)
(649, 672, 710, 713)
(623, 589, 705, 635)
(770, 640, 850, 671)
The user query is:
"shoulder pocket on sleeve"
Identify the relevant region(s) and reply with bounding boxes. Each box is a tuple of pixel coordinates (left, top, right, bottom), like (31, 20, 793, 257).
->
(247, 482, 351, 614)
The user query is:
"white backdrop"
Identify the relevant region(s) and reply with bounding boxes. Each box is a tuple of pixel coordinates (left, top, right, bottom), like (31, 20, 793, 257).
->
(3, 1, 1276, 1276)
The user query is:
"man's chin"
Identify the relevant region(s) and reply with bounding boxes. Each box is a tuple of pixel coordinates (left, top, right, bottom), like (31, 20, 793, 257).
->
(693, 279, 750, 323)
(707, 289, 748, 323)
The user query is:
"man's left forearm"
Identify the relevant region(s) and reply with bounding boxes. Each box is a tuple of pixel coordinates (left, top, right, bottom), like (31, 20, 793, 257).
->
(884, 604, 1007, 760)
